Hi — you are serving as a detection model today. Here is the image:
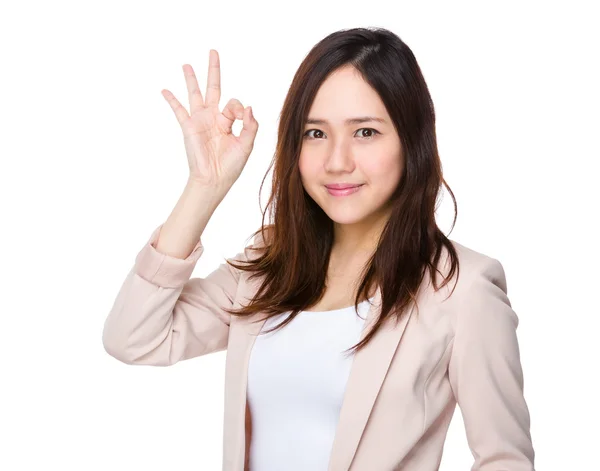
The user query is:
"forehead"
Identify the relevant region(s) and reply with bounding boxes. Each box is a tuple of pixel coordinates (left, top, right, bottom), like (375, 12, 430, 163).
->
(308, 66, 388, 121)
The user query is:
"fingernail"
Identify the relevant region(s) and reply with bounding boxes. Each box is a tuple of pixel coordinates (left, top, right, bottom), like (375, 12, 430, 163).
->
(248, 106, 253, 119)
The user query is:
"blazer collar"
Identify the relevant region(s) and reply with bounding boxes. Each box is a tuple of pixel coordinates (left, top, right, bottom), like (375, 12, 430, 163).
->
(224, 274, 416, 471)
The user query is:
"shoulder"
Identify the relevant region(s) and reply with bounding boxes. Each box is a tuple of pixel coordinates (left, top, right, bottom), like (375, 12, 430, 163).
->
(444, 238, 508, 291)
(443, 238, 516, 332)
(430, 238, 511, 318)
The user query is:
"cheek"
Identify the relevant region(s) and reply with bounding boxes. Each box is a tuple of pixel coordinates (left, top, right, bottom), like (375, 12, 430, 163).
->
(359, 138, 403, 183)
(298, 152, 318, 180)
(362, 157, 403, 184)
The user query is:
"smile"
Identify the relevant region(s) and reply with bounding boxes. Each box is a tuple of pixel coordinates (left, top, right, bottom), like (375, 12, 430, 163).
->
(325, 185, 364, 197)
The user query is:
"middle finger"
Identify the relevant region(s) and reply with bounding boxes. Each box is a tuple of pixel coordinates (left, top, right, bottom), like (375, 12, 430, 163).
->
(204, 49, 221, 108)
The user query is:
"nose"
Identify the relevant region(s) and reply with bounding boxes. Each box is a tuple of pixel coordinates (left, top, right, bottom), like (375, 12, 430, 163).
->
(323, 139, 356, 173)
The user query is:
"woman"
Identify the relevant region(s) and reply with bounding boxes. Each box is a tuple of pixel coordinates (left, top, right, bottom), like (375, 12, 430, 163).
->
(103, 27, 535, 471)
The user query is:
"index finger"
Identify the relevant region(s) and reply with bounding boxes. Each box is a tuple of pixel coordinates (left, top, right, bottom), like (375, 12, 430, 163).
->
(204, 49, 221, 108)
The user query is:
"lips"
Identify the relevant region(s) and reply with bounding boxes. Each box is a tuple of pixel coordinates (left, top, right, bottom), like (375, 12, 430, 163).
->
(324, 184, 363, 190)
(325, 184, 364, 197)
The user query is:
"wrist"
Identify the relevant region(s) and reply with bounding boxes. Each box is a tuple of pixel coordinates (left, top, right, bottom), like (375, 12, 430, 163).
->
(184, 178, 226, 210)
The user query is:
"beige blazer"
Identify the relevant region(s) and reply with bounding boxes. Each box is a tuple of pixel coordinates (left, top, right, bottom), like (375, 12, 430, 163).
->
(103, 223, 535, 470)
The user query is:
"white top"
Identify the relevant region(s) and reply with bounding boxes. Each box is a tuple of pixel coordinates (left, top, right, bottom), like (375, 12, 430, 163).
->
(246, 297, 375, 470)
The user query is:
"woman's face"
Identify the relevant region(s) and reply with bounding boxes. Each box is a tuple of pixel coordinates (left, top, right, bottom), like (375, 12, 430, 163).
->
(299, 65, 404, 229)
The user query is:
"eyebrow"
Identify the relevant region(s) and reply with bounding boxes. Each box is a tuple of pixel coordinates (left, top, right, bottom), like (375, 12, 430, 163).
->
(305, 116, 387, 126)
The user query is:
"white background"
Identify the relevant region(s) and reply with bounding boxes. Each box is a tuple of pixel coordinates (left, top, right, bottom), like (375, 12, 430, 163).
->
(1, 0, 598, 469)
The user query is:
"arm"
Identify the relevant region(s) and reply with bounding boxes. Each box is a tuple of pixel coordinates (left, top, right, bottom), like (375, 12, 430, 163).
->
(448, 257, 535, 470)
(102, 222, 247, 366)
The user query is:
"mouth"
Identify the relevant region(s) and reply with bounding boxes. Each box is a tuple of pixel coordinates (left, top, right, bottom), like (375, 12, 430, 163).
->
(324, 184, 364, 197)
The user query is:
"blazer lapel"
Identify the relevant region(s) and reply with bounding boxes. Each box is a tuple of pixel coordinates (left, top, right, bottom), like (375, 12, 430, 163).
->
(327, 287, 415, 470)
(222, 273, 269, 471)
(223, 276, 415, 471)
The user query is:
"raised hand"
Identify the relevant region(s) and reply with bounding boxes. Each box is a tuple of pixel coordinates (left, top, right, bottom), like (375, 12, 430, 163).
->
(161, 50, 259, 193)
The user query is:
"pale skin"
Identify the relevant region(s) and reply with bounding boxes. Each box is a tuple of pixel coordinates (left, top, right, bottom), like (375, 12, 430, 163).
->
(299, 66, 404, 310)
(161, 49, 259, 193)
(153, 50, 259, 261)
(158, 51, 399, 310)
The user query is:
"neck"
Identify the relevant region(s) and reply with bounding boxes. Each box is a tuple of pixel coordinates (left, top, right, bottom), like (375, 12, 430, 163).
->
(331, 207, 390, 256)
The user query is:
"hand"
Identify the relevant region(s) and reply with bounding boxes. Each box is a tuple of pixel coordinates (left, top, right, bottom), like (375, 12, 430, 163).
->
(161, 49, 259, 193)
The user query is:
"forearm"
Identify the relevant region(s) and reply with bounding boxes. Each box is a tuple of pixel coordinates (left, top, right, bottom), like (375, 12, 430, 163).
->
(154, 178, 226, 260)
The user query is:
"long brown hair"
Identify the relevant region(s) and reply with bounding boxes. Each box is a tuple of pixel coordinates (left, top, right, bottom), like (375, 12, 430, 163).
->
(222, 26, 460, 355)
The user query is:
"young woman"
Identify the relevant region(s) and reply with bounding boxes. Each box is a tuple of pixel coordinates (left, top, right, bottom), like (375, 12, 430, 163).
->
(103, 27, 535, 471)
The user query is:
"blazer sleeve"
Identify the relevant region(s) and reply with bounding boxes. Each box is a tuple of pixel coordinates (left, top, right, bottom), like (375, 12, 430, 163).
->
(447, 257, 535, 470)
(102, 223, 248, 366)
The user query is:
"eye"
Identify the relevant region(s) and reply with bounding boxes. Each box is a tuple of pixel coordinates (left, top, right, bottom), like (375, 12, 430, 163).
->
(303, 129, 326, 140)
(302, 128, 380, 140)
(355, 128, 380, 139)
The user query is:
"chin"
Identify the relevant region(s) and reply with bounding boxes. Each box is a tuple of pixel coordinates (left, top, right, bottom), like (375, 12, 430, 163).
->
(322, 209, 370, 225)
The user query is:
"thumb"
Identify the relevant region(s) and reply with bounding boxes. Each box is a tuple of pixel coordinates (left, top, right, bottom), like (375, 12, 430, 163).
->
(238, 106, 259, 154)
